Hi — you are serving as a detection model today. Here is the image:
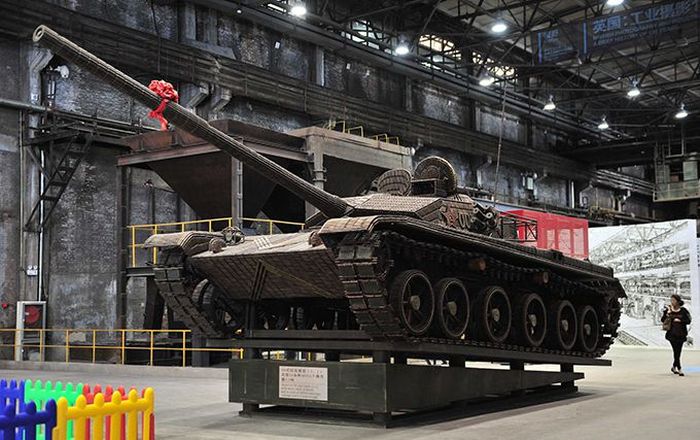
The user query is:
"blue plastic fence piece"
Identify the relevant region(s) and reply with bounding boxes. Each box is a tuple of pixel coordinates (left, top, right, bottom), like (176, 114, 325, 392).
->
(0, 380, 25, 415)
(0, 400, 56, 440)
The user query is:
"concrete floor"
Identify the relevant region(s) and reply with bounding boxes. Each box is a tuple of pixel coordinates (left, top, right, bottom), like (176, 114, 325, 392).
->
(1, 345, 699, 439)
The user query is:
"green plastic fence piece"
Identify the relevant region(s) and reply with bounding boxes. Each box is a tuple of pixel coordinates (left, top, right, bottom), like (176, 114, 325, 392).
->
(25, 379, 84, 440)
(25, 379, 84, 408)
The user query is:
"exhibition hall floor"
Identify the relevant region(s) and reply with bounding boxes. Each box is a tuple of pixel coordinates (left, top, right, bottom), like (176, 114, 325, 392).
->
(2, 345, 698, 439)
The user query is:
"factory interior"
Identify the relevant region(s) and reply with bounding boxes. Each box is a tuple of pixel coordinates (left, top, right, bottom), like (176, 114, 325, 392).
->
(0, 0, 699, 438)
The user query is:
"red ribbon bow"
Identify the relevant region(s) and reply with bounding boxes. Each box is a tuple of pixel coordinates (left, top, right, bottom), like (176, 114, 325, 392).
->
(148, 80, 179, 130)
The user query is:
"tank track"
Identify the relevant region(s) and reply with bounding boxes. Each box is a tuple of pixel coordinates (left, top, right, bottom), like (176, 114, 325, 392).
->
(336, 230, 622, 358)
(153, 266, 222, 337)
(153, 249, 242, 338)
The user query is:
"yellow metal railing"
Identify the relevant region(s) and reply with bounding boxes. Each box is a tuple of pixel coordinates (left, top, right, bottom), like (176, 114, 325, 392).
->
(333, 121, 400, 144)
(128, 216, 305, 267)
(369, 133, 401, 145)
(346, 125, 364, 137)
(0, 328, 243, 367)
(334, 120, 364, 137)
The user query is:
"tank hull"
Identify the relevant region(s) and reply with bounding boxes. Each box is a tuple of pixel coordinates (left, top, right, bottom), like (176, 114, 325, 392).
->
(187, 216, 617, 302)
(190, 231, 344, 300)
(153, 216, 624, 358)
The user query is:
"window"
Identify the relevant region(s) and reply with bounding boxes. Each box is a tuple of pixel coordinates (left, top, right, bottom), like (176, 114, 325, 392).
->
(418, 35, 462, 60)
(417, 34, 462, 76)
(341, 20, 391, 53)
(473, 52, 516, 81)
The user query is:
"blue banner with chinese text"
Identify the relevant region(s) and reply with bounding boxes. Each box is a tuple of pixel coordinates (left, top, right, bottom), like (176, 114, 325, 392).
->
(534, 0, 699, 63)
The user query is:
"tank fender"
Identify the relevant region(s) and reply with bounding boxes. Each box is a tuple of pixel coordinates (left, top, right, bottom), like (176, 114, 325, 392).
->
(318, 216, 382, 235)
(143, 231, 221, 256)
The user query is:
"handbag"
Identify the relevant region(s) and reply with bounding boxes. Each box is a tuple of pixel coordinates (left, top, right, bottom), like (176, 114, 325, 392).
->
(662, 314, 672, 331)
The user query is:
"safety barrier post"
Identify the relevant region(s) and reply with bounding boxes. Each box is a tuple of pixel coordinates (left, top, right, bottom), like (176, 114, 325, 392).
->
(92, 330, 97, 364)
(120, 331, 126, 365)
(149, 332, 154, 366)
(39, 329, 44, 361)
(151, 226, 158, 264)
(181, 332, 186, 368)
(64, 330, 69, 363)
(130, 227, 136, 268)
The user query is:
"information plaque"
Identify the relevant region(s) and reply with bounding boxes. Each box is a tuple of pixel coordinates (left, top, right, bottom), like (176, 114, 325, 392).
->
(278, 366, 328, 401)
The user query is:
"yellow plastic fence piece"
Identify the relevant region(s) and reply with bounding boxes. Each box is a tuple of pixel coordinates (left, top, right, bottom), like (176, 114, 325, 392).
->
(53, 388, 154, 440)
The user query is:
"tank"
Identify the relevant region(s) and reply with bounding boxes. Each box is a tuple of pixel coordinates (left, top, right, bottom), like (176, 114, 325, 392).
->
(33, 25, 625, 358)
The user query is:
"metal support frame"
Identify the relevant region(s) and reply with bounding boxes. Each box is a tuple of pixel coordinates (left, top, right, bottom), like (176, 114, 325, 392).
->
(231, 158, 243, 228)
(240, 301, 262, 416)
(227, 329, 605, 426)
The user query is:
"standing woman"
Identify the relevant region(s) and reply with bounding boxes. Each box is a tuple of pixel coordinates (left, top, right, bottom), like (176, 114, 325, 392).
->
(661, 294, 692, 376)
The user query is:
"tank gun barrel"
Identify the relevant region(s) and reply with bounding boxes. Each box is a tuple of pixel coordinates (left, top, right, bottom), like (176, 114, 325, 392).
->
(32, 25, 350, 218)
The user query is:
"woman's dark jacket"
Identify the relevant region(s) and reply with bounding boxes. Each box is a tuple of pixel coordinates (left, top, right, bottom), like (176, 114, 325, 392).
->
(661, 307, 692, 342)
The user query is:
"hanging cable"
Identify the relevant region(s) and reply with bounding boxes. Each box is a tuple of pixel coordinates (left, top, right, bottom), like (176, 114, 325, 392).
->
(492, 82, 507, 202)
(149, 0, 162, 73)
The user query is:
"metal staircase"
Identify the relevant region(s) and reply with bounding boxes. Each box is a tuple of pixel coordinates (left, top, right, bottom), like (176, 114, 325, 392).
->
(24, 121, 94, 231)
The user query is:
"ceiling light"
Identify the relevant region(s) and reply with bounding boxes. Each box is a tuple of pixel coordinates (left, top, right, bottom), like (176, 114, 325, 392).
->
(290, 3, 307, 17)
(598, 116, 609, 130)
(395, 42, 410, 56)
(675, 104, 688, 119)
(479, 75, 495, 87)
(543, 95, 556, 111)
(627, 82, 640, 98)
(491, 20, 508, 34)
(606, 0, 624, 6)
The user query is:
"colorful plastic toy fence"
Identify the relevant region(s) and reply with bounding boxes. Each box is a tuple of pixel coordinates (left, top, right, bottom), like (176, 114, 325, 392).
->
(0, 379, 154, 440)
(26, 380, 84, 439)
(1, 379, 57, 440)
